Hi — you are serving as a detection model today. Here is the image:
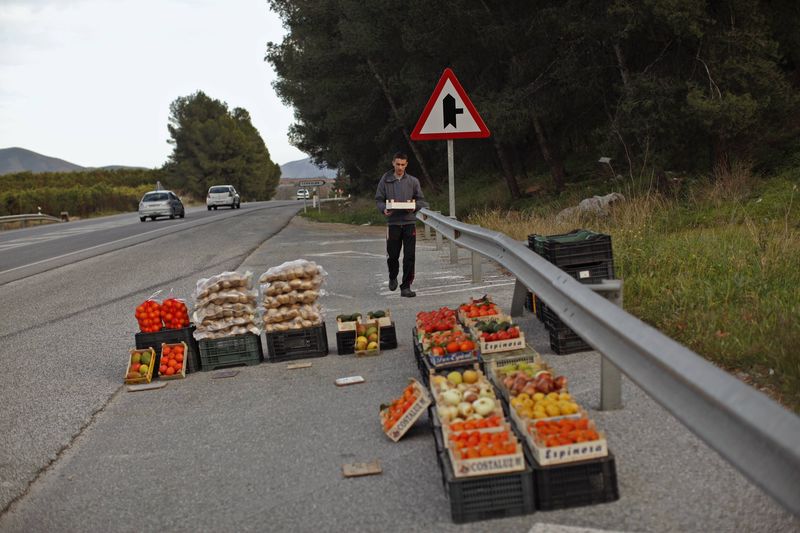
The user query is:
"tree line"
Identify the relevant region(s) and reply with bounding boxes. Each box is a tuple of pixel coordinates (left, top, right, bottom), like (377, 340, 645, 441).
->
(265, 0, 800, 196)
(1, 91, 282, 216)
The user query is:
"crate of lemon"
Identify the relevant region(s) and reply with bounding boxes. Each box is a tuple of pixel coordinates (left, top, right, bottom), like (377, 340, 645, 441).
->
(354, 320, 381, 356)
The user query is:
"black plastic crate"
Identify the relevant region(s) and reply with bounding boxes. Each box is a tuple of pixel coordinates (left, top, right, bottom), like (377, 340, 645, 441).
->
(439, 447, 536, 523)
(336, 330, 356, 355)
(532, 453, 619, 511)
(534, 295, 545, 322)
(528, 230, 613, 268)
(524, 291, 533, 312)
(549, 328, 592, 355)
(380, 323, 398, 350)
(135, 325, 201, 373)
(560, 260, 615, 284)
(198, 333, 263, 371)
(265, 323, 328, 363)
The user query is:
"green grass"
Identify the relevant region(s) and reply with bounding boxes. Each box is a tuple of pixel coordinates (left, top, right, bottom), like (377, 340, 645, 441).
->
(299, 197, 386, 225)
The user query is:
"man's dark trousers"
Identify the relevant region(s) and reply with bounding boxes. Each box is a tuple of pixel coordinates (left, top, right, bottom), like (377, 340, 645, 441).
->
(387, 224, 416, 289)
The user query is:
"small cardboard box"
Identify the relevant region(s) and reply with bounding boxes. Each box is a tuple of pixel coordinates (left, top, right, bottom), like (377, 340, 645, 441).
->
(387, 199, 416, 210)
(124, 347, 156, 385)
(158, 341, 188, 380)
(381, 379, 432, 442)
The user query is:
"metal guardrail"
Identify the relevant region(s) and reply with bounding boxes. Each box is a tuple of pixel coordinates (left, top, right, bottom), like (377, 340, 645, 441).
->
(0, 213, 65, 228)
(417, 207, 800, 516)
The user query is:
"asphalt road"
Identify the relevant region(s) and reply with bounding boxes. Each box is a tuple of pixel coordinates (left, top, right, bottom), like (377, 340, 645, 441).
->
(0, 207, 797, 532)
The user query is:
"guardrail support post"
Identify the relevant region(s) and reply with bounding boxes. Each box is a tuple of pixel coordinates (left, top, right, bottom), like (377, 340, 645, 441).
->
(598, 280, 624, 411)
(510, 279, 527, 317)
(424, 223, 431, 240)
(471, 252, 482, 283)
(448, 215, 458, 263)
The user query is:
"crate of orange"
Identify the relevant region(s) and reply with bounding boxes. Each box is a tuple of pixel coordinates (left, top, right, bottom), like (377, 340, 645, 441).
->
(527, 416, 608, 466)
(446, 427, 526, 478)
(425, 332, 479, 370)
(158, 342, 187, 380)
(380, 378, 431, 442)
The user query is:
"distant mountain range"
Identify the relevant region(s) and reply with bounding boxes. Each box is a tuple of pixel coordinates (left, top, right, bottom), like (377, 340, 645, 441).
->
(0, 147, 148, 175)
(0, 147, 337, 180)
(279, 157, 337, 180)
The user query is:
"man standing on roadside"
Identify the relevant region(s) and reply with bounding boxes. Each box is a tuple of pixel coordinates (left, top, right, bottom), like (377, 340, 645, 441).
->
(375, 152, 428, 297)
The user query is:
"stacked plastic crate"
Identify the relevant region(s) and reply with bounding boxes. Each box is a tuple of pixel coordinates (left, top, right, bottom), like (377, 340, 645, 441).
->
(527, 230, 616, 354)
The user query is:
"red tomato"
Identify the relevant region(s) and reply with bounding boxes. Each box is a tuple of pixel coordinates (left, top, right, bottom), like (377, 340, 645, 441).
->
(459, 340, 474, 352)
(446, 341, 460, 353)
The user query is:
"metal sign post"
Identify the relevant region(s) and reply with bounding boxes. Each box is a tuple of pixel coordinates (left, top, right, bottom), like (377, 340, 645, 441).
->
(410, 68, 490, 264)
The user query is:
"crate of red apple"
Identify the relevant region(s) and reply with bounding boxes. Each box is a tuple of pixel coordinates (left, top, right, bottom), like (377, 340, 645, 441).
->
(380, 378, 431, 442)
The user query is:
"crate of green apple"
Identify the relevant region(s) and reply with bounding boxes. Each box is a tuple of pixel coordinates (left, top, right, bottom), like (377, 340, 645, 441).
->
(470, 316, 525, 354)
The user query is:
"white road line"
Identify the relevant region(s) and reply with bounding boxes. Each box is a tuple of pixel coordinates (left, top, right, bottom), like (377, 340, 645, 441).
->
(306, 251, 385, 258)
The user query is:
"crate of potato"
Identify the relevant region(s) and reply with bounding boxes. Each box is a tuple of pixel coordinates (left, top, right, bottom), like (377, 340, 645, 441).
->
(380, 378, 431, 442)
(158, 342, 187, 380)
(124, 348, 156, 385)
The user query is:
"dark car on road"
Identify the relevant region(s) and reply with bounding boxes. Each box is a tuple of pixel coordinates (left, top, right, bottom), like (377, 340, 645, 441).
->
(138, 190, 185, 222)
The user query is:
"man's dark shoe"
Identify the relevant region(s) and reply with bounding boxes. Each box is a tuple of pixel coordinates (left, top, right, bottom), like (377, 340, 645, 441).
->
(389, 278, 398, 291)
(400, 287, 416, 298)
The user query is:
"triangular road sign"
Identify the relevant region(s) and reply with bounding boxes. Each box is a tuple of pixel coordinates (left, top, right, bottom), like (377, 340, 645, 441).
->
(411, 68, 490, 140)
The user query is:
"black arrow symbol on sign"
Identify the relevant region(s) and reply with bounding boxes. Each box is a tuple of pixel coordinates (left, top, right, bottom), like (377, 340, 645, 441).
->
(442, 94, 463, 128)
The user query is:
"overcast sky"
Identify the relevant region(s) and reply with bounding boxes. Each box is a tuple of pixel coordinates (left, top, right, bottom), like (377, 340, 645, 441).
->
(0, 0, 308, 168)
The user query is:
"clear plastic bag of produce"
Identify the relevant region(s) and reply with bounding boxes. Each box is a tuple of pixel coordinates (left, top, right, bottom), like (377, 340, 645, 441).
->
(258, 259, 327, 285)
(193, 271, 254, 301)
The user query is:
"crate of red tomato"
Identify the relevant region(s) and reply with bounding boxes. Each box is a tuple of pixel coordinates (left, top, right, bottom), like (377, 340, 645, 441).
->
(458, 296, 503, 327)
(416, 307, 458, 339)
(470, 316, 525, 354)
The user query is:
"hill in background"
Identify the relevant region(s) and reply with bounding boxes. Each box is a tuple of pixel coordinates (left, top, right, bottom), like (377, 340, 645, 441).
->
(280, 157, 337, 179)
(0, 147, 86, 174)
(1, 147, 335, 180)
(0, 147, 150, 175)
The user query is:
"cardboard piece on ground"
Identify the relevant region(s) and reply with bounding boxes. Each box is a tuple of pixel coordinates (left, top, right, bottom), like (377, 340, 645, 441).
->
(127, 382, 167, 392)
(335, 375, 365, 387)
(287, 362, 313, 370)
(342, 460, 382, 478)
(211, 370, 239, 379)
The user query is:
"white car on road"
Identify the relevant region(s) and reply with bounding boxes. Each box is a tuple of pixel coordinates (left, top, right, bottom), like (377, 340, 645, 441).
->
(207, 185, 241, 210)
